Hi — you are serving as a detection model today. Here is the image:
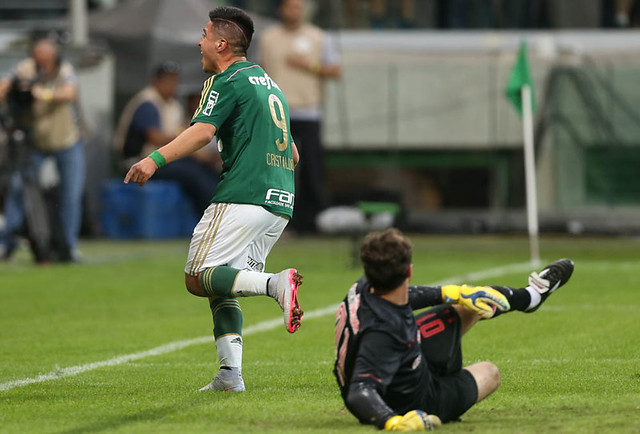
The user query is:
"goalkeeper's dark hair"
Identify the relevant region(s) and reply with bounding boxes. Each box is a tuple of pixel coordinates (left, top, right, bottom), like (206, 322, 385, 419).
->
(361, 228, 412, 293)
(209, 6, 254, 57)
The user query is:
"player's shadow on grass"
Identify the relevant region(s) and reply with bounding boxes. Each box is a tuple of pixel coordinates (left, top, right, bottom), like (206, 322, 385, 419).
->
(57, 404, 177, 434)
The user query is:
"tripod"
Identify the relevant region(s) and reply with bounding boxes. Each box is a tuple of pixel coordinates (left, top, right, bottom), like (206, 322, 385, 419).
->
(0, 99, 71, 263)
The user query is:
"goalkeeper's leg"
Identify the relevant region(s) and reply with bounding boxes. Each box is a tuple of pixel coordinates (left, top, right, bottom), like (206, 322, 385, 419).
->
(464, 361, 501, 402)
(487, 258, 574, 318)
(415, 305, 498, 422)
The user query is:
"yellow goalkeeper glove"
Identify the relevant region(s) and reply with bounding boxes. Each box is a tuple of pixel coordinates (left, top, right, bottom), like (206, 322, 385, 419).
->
(441, 284, 510, 318)
(384, 410, 442, 431)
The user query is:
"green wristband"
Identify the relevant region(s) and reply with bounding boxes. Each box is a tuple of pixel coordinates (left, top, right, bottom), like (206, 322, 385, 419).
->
(148, 150, 166, 168)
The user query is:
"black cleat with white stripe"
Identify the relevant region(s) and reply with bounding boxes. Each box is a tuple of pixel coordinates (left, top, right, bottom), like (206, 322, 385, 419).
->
(526, 258, 574, 313)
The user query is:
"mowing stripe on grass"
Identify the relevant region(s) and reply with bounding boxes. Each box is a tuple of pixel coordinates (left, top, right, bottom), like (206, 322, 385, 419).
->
(0, 262, 532, 392)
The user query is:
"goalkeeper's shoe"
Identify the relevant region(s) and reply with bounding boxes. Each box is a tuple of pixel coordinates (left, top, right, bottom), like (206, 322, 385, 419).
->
(526, 258, 574, 312)
(270, 269, 303, 333)
(199, 368, 245, 392)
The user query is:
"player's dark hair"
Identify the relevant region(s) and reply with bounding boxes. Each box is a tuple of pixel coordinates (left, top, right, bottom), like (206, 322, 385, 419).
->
(209, 6, 254, 56)
(360, 228, 412, 293)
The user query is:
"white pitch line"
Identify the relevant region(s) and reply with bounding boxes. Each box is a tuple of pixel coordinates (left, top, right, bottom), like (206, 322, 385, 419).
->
(430, 261, 534, 286)
(0, 262, 531, 392)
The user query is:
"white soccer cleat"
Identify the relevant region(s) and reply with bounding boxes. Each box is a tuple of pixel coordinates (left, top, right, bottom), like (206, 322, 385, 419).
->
(271, 269, 303, 333)
(199, 369, 245, 392)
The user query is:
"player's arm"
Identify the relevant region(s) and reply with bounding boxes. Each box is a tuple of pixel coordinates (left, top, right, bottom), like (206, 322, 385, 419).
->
(409, 284, 510, 318)
(441, 284, 510, 318)
(124, 122, 216, 186)
(346, 381, 396, 429)
(347, 376, 439, 431)
(408, 285, 443, 310)
(345, 331, 400, 429)
(346, 332, 440, 430)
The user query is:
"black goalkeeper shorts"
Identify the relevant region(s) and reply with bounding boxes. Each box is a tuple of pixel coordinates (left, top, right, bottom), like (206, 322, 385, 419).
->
(414, 305, 478, 423)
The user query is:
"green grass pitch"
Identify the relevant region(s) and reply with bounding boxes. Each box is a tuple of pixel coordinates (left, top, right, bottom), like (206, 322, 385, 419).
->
(1, 234, 640, 433)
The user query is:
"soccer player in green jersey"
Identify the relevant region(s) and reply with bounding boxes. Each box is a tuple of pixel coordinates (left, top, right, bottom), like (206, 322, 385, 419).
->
(125, 6, 302, 392)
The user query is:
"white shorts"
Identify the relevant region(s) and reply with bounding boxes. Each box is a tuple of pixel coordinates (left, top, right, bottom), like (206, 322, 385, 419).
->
(185, 203, 289, 276)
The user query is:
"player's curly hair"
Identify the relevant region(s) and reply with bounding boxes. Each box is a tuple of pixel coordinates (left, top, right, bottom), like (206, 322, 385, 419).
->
(360, 228, 412, 293)
(209, 6, 254, 57)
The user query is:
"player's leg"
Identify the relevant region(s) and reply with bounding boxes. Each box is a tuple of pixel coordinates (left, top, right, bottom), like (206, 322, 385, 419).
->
(241, 217, 304, 333)
(414, 305, 480, 422)
(185, 204, 301, 391)
(198, 294, 245, 392)
(184, 203, 256, 392)
(183, 203, 282, 298)
(186, 204, 303, 331)
(463, 361, 501, 402)
(199, 214, 302, 391)
(489, 258, 574, 317)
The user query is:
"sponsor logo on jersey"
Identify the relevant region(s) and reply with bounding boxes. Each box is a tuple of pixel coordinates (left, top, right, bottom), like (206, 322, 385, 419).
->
(265, 188, 294, 209)
(248, 73, 280, 90)
(202, 90, 219, 116)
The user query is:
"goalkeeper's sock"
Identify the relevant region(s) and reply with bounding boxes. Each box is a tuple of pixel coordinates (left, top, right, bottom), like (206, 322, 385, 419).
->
(488, 286, 533, 317)
(210, 297, 243, 368)
(201, 266, 273, 297)
(524, 286, 542, 310)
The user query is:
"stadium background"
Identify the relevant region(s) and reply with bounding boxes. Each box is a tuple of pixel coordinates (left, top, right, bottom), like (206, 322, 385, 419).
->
(1, 2, 640, 433)
(2, 0, 640, 239)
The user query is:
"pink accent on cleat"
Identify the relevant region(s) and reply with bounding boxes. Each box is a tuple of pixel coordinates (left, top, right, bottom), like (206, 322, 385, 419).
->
(276, 269, 304, 333)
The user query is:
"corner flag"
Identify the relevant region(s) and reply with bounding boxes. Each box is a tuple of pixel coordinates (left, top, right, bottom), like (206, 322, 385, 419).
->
(505, 40, 536, 115)
(506, 39, 540, 266)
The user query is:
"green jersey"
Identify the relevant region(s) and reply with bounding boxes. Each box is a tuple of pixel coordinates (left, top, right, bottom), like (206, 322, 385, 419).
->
(191, 60, 295, 217)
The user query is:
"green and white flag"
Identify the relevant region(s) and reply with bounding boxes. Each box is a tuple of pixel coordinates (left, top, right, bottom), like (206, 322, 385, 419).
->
(505, 40, 536, 115)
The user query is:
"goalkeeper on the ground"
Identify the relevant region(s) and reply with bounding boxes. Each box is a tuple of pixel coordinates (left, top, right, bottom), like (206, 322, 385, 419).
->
(334, 228, 574, 430)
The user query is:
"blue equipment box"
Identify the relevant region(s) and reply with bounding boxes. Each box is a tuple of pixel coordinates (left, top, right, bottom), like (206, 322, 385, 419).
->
(101, 180, 199, 239)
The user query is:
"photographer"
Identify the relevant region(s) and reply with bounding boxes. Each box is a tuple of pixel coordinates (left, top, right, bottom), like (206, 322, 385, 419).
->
(0, 37, 84, 261)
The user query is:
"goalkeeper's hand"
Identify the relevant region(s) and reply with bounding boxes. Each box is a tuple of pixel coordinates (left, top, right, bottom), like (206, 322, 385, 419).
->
(441, 284, 510, 318)
(384, 410, 441, 431)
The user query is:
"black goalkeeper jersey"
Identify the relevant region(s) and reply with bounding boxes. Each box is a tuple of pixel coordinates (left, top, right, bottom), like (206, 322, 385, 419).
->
(334, 277, 433, 423)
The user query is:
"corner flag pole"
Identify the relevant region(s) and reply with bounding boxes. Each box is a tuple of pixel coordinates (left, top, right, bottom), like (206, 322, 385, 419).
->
(521, 85, 540, 266)
(505, 40, 540, 266)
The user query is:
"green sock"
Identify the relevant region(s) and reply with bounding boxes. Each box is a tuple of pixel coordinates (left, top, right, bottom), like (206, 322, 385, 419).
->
(210, 297, 243, 339)
(200, 266, 240, 298)
(210, 297, 243, 368)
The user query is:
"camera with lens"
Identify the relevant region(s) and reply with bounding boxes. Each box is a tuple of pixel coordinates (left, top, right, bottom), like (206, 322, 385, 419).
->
(6, 76, 36, 131)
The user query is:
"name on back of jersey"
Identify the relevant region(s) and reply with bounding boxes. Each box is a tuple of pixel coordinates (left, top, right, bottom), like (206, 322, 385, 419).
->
(266, 153, 295, 171)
